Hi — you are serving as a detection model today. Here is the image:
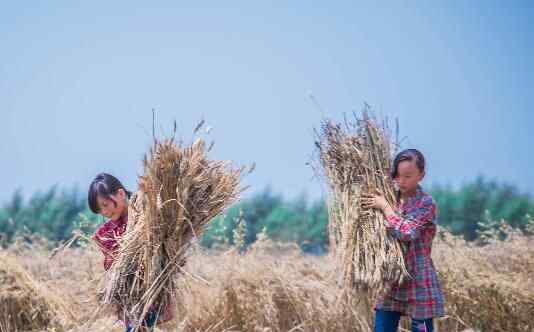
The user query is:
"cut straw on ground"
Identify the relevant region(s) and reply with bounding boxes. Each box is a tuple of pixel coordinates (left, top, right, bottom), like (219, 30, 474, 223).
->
(0, 253, 75, 332)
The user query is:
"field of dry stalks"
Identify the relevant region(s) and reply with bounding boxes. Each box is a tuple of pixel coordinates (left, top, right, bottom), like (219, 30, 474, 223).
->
(1, 228, 533, 332)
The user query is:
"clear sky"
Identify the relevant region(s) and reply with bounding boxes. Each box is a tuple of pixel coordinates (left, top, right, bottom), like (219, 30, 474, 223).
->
(1, 1, 533, 204)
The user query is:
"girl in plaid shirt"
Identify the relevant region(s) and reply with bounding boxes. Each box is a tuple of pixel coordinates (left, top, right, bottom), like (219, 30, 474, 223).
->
(88, 173, 173, 332)
(362, 149, 445, 332)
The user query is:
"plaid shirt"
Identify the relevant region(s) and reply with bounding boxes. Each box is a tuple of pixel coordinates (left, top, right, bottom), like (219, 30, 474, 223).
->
(93, 214, 128, 270)
(93, 212, 174, 324)
(375, 186, 445, 320)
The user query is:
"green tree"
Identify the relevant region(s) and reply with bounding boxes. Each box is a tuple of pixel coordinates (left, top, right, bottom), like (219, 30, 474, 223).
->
(431, 176, 534, 240)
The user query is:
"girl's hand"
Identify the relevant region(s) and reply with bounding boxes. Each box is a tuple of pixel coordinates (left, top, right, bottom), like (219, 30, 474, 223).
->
(361, 189, 389, 211)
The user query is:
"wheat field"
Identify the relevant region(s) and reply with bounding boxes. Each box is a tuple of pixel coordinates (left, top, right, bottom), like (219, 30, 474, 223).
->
(1, 226, 533, 332)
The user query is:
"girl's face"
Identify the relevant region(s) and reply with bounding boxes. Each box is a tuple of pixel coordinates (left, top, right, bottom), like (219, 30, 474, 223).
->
(96, 188, 127, 220)
(393, 159, 424, 195)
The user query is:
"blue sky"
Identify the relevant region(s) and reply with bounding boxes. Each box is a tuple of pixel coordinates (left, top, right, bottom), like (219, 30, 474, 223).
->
(1, 1, 533, 204)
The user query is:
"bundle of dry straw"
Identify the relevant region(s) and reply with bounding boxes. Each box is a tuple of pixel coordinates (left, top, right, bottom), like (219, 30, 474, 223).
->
(314, 109, 409, 292)
(0, 253, 74, 332)
(102, 128, 244, 331)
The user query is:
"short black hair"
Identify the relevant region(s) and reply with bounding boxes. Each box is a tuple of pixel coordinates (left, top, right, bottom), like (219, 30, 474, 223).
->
(391, 149, 426, 179)
(88, 173, 132, 213)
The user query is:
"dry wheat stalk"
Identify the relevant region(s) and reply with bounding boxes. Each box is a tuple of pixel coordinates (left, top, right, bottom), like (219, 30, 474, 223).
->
(102, 130, 245, 331)
(0, 254, 74, 332)
(314, 109, 409, 292)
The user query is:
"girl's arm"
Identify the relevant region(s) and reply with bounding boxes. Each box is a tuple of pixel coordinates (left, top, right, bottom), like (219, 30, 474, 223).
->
(381, 196, 436, 242)
(92, 229, 115, 270)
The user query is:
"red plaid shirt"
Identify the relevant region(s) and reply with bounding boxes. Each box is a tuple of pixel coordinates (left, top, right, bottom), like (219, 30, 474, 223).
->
(375, 186, 445, 320)
(93, 214, 128, 271)
(93, 213, 174, 324)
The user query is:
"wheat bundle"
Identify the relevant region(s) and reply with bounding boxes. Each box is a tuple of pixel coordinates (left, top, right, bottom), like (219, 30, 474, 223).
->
(314, 110, 409, 291)
(0, 254, 74, 332)
(103, 134, 244, 331)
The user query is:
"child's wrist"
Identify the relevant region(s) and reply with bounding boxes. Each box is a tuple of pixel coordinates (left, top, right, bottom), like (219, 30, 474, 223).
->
(382, 203, 393, 216)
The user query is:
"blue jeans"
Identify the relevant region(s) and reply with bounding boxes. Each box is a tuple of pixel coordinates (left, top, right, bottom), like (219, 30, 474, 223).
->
(125, 311, 158, 332)
(375, 309, 433, 332)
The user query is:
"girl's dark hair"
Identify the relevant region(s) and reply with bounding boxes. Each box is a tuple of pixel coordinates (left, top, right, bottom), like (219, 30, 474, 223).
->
(391, 149, 426, 179)
(88, 173, 132, 214)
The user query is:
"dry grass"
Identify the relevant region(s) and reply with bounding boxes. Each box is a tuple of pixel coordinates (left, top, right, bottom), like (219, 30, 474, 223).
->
(103, 134, 245, 331)
(433, 231, 534, 331)
(0, 252, 75, 332)
(314, 111, 408, 292)
(2, 226, 533, 332)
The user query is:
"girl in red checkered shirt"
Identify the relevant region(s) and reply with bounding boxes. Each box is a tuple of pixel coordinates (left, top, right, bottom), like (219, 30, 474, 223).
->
(362, 149, 445, 332)
(88, 173, 173, 332)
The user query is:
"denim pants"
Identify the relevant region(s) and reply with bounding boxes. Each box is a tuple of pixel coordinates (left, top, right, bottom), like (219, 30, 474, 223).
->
(125, 311, 158, 332)
(375, 309, 433, 332)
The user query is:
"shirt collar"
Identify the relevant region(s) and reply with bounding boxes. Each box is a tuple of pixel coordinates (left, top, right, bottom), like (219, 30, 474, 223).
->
(399, 185, 424, 207)
(415, 185, 424, 200)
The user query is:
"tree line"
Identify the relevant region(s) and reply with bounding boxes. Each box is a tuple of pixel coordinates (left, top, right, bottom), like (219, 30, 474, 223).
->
(1, 176, 533, 253)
